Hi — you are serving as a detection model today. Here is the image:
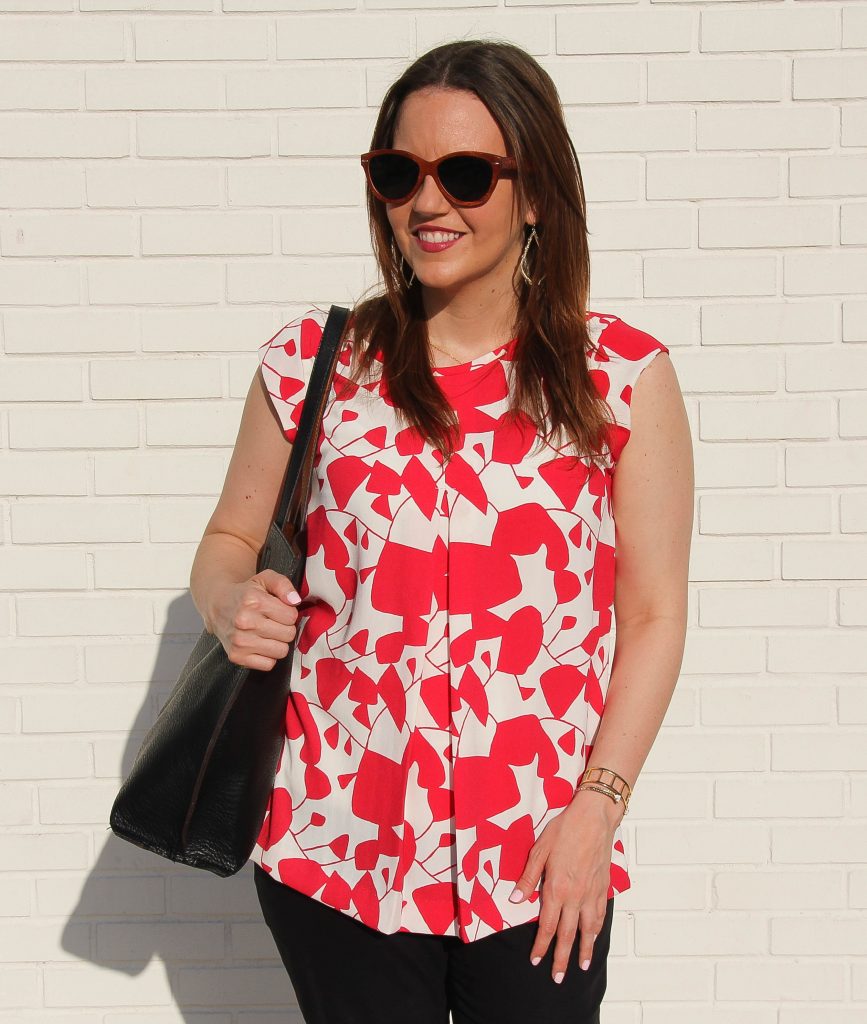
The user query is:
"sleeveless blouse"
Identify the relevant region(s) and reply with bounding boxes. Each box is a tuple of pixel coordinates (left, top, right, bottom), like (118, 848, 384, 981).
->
(251, 306, 669, 943)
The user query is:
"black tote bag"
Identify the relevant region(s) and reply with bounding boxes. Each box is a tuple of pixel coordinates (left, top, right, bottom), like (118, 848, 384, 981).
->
(109, 304, 351, 876)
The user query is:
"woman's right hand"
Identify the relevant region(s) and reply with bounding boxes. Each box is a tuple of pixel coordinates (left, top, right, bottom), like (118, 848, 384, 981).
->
(211, 569, 304, 672)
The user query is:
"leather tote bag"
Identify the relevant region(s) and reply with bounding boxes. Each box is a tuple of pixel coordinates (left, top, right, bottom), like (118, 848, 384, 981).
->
(109, 303, 351, 876)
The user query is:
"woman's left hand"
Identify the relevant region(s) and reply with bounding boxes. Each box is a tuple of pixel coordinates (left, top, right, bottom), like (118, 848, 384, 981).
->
(507, 790, 622, 984)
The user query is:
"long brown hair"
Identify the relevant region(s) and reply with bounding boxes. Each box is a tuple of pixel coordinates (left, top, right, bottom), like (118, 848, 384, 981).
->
(341, 39, 614, 469)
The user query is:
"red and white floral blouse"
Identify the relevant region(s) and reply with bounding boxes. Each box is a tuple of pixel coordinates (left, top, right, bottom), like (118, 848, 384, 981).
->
(252, 305, 669, 942)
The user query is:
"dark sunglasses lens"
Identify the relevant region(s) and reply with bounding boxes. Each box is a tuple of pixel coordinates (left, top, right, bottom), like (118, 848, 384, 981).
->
(439, 155, 494, 203)
(369, 154, 419, 200)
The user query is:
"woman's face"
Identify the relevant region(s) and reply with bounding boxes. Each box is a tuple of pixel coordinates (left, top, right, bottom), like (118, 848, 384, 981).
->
(385, 87, 535, 297)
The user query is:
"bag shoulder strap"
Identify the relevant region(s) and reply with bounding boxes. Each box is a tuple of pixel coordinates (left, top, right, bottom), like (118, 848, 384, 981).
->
(274, 304, 351, 532)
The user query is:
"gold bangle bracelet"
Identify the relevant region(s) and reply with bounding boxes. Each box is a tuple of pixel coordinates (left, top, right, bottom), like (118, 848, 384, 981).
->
(576, 782, 630, 815)
(578, 766, 632, 814)
(582, 766, 632, 798)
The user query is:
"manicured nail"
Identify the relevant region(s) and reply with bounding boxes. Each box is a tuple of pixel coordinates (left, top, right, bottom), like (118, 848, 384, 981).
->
(509, 887, 523, 903)
(531, 956, 541, 966)
(554, 971, 564, 984)
(286, 592, 302, 605)
(581, 958, 591, 971)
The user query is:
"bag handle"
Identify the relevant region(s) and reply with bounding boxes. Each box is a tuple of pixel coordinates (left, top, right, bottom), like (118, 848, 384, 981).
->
(274, 304, 351, 534)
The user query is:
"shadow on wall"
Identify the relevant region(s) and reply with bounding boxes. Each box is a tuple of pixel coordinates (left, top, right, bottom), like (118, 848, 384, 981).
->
(59, 593, 303, 1020)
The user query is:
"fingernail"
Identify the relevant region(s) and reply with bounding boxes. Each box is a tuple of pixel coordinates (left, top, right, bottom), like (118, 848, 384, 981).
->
(581, 958, 591, 971)
(531, 955, 541, 966)
(286, 592, 302, 605)
(508, 887, 523, 903)
(554, 971, 564, 984)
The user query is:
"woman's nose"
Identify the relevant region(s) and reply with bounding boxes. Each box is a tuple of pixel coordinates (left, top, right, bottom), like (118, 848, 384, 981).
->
(414, 172, 450, 210)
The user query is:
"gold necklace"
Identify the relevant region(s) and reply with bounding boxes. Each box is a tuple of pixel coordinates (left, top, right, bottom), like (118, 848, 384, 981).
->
(428, 338, 464, 366)
(428, 337, 512, 366)
(428, 328, 518, 367)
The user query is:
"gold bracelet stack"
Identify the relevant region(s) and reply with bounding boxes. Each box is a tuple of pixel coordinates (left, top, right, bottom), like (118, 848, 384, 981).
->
(576, 766, 632, 816)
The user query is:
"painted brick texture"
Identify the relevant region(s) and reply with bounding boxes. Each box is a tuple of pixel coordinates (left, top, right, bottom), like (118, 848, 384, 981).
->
(0, 1, 865, 1021)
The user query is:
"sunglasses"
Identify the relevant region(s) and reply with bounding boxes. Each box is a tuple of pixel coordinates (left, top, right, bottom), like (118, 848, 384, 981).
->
(360, 149, 519, 208)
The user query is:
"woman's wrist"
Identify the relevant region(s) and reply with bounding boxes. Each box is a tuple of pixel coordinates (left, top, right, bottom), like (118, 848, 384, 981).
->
(568, 786, 626, 828)
(190, 533, 257, 634)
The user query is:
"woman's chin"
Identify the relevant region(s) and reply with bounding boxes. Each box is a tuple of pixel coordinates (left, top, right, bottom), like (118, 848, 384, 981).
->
(412, 265, 468, 293)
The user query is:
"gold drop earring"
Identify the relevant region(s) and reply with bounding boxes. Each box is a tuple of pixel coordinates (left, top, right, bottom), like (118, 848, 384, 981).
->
(519, 224, 539, 286)
(399, 253, 416, 288)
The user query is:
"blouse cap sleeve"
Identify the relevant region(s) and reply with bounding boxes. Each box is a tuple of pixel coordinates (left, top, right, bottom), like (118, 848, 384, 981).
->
(590, 316, 670, 468)
(257, 308, 329, 446)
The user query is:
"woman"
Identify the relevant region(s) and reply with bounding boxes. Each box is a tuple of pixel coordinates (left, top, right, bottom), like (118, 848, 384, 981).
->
(190, 39, 692, 1024)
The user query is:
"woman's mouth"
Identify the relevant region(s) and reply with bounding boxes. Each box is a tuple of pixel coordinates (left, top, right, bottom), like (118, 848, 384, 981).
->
(414, 230, 465, 253)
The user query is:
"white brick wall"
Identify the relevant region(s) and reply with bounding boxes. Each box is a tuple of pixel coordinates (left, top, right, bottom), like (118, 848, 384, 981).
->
(0, 1, 865, 1020)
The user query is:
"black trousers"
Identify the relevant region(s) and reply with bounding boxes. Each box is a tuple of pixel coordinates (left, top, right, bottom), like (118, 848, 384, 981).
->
(253, 862, 614, 1024)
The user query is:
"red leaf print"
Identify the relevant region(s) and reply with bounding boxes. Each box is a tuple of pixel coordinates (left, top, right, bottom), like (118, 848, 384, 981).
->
(444, 452, 488, 512)
(353, 750, 404, 826)
(539, 664, 586, 718)
(278, 856, 328, 894)
(251, 309, 647, 940)
(322, 871, 353, 910)
(415, 881, 459, 934)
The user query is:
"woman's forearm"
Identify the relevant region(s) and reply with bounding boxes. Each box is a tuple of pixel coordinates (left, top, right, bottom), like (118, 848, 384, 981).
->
(571, 615, 686, 823)
(189, 531, 258, 634)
